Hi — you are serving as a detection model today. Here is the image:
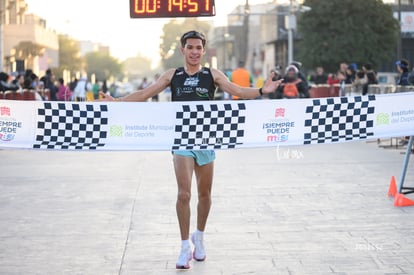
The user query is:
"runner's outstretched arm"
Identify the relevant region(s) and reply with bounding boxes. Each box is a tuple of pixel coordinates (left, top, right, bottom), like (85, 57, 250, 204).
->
(212, 69, 283, 99)
(98, 69, 175, 102)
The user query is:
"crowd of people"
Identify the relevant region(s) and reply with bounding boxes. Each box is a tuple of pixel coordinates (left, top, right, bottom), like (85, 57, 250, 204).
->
(307, 60, 414, 95)
(1, 59, 414, 102)
(223, 59, 414, 100)
(0, 69, 106, 101)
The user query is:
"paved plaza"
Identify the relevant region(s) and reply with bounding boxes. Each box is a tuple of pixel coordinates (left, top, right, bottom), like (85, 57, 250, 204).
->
(0, 141, 413, 274)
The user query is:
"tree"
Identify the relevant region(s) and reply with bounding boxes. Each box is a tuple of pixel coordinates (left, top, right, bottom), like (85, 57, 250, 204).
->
(123, 53, 152, 79)
(297, 0, 399, 72)
(160, 18, 211, 69)
(56, 35, 82, 79)
(84, 52, 122, 81)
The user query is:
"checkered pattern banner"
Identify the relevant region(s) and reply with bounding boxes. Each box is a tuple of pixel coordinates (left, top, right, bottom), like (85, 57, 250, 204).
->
(172, 103, 246, 150)
(304, 95, 376, 144)
(33, 102, 109, 150)
(2, 92, 414, 151)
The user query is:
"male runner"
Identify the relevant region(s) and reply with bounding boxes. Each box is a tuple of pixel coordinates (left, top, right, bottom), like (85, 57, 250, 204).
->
(100, 30, 282, 269)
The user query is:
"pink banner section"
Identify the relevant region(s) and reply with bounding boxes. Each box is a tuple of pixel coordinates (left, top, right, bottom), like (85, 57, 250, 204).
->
(1, 92, 414, 151)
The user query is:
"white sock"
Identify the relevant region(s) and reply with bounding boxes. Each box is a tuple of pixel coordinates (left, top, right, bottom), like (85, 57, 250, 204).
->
(195, 229, 204, 238)
(181, 239, 190, 249)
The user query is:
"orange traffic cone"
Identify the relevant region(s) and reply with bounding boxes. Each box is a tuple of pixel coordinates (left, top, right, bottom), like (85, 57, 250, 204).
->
(394, 193, 414, 207)
(388, 176, 397, 197)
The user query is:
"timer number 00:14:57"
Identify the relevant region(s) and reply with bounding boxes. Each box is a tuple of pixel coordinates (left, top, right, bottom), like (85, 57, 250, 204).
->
(130, 0, 216, 18)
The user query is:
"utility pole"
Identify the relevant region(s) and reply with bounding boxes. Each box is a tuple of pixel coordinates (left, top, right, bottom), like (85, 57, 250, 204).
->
(223, 32, 229, 70)
(0, 0, 5, 71)
(286, 0, 296, 65)
(242, 0, 250, 64)
(397, 0, 402, 60)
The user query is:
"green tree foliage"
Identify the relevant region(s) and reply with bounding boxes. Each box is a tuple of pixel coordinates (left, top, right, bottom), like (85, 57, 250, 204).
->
(57, 35, 82, 78)
(160, 18, 211, 69)
(297, 0, 399, 72)
(123, 53, 152, 79)
(84, 52, 122, 81)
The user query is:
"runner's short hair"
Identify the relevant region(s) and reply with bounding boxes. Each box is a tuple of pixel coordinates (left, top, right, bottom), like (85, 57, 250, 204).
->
(181, 31, 206, 48)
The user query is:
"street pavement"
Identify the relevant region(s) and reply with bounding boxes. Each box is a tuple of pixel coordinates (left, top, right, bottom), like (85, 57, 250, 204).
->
(0, 140, 413, 275)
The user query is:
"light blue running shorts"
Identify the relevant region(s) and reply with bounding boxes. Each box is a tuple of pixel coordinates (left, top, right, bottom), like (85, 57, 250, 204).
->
(173, 150, 216, 166)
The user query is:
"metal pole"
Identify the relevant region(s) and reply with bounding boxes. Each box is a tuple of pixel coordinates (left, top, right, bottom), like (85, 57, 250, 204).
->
(287, 28, 293, 65)
(287, 0, 294, 65)
(0, 23, 3, 72)
(397, 0, 402, 60)
(0, 0, 4, 71)
(243, 0, 249, 64)
(223, 33, 226, 70)
(398, 136, 414, 193)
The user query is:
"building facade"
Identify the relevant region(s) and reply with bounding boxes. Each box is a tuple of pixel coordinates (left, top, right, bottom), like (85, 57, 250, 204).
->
(1, 0, 59, 74)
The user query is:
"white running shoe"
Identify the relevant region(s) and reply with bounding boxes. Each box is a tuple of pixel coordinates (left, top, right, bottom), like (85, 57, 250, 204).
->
(191, 232, 206, 261)
(176, 245, 192, 269)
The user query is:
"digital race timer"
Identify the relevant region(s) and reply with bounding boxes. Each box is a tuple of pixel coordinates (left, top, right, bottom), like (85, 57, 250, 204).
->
(130, 0, 216, 18)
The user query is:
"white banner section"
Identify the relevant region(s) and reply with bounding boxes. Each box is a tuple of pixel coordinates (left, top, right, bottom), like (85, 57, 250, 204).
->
(1, 93, 414, 151)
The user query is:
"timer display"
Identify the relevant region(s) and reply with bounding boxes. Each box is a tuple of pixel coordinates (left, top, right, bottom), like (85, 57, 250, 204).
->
(130, 0, 216, 18)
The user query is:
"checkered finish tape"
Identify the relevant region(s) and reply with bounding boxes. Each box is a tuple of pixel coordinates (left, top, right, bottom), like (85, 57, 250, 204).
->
(173, 103, 246, 150)
(304, 95, 376, 144)
(33, 102, 108, 150)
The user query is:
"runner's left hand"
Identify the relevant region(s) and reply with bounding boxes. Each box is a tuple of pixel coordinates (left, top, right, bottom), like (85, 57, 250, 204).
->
(262, 72, 283, 94)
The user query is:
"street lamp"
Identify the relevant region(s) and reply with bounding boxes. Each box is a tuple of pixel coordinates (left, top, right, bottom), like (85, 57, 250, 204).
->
(397, 0, 402, 60)
(223, 32, 229, 69)
(285, 0, 296, 65)
(0, 0, 5, 71)
(285, 0, 311, 65)
(242, 0, 250, 64)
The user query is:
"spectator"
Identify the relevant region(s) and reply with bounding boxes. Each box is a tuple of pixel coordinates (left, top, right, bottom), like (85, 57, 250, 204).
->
(270, 66, 283, 82)
(151, 74, 160, 102)
(327, 72, 341, 85)
(310, 66, 328, 84)
(41, 69, 58, 101)
(254, 69, 265, 90)
(92, 80, 101, 100)
(270, 65, 309, 99)
(22, 75, 33, 90)
(229, 61, 253, 100)
(396, 59, 410, 86)
(221, 70, 233, 100)
(409, 68, 414, 86)
(362, 63, 378, 95)
(339, 62, 348, 76)
(163, 86, 172, 102)
(73, 76, 91, 102)
(101, 80, 108, 94)
(395, 60, 412, 146)
(338, 71, 347, 96)
(57, 78, 72, 101)
(0, 72, 19, 92)
(290, 61, 309, 94)
(24, 69, 33, 87)
(29, 73, 40, 90)
(109, 83, 117, 97)
(11, 73, 25, 91)
(139, 77, 150, 89)
(353, 70, 367, 94)
(69, 78, 78, 92)
(345, 63, 357, 84)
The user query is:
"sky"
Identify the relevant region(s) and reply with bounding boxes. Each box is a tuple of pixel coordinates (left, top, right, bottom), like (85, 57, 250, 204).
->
(25, 0, 274, 66)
